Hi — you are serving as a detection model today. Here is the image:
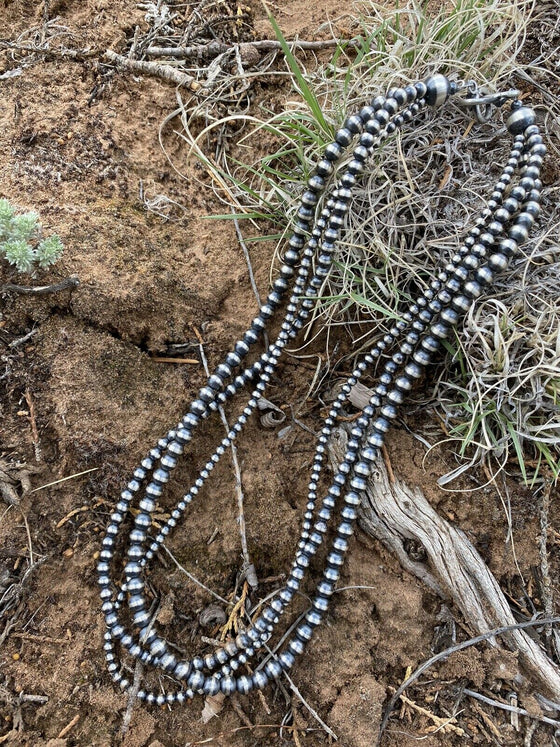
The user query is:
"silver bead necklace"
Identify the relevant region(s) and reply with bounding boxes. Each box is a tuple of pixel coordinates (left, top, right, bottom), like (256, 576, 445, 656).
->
(97, 74, 545, 705)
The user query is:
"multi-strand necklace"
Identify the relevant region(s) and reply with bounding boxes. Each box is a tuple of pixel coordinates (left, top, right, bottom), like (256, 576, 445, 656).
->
(97, 74, 545, 705)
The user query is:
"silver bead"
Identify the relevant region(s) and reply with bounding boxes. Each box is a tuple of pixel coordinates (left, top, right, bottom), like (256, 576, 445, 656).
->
(488, 253, 508, 271)
(506, 106, 536, 134)
(425, 74, 451, 107)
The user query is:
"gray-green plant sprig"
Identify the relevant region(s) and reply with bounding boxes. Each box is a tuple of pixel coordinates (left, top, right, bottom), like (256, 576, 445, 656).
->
(0, 198, 64, 274)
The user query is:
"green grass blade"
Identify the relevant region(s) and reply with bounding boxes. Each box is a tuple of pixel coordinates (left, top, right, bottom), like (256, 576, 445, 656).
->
(265, 10, 334, 140)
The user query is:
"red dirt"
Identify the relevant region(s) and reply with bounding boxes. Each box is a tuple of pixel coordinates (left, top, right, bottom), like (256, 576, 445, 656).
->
(0, 2, 557, 746)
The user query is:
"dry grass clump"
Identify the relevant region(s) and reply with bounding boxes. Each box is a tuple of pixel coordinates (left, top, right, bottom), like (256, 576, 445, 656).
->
(167, 0, 559, 486)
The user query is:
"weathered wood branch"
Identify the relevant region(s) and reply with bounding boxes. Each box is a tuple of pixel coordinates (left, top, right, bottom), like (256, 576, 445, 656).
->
(103, 50, 201, 90)
(329, 427, 560, 701)
(145, 37, 358, 59)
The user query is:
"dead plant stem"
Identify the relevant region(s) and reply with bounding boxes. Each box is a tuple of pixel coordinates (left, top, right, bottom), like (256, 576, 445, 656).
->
(104, 50, 200, 90)
(463, 688, 560, 728)
(197, 337, 256, 588)
(377, 616, 560, 745)
(231, 208, 268, 350)
(146, 37, 357, 59)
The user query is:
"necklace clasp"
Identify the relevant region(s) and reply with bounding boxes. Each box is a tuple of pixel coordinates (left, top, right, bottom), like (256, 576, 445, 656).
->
(453, 81, 520, 123)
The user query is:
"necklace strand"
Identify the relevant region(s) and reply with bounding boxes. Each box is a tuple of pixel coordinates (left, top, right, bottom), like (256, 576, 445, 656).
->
(98, 74, 545, 705)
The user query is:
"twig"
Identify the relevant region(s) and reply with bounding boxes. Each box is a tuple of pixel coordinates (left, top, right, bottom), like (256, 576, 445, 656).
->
(55, 505, 90, 529)
(24, 388, 40, 463)
(0, 690, 48, 707)
(150, 356, 199, 364)
(388, 687, 464, 736)
(104, 50, 201, 90)
(509, 691, 519, 730)
(121, 659, 144, 736)
(281, 671, 338, 741)
(1, 276, 79, 295)
(8, 329, 37, 349)
(146, 38, 358, 58)
(0, 41, 97, 60)
(19, 693, 48, 704)
(231, 209, 268, 350)
(30, 467, 99, 493)
(20, 511, 34, 568)
(197, 331, 256, 588)
(381, 444, 395, 485)
(56, 713, 80, 739)
(539, 479, 555, 647)
(230, 696, 253, 726)
(10, 632, 68, 644)
(160, 544, 229, 604)
(524, 720, 538, 747)
(200, 635, 223, 647)
(463, 688, 560, 728)
(377, 616, 560, 745)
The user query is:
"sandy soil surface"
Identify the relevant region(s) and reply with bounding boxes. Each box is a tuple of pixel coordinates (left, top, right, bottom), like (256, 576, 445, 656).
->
(1, 2, 558, 746)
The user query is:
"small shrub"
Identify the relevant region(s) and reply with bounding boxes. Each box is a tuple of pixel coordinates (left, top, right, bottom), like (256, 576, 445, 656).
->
(0, 198, 63, 274)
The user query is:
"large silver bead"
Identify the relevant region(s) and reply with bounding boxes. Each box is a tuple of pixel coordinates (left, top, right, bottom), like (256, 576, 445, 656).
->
(507, 106, 536, 134)
(425, 74, 451, 107)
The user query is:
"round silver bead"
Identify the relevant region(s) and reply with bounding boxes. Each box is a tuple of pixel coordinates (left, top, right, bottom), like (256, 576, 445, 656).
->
(425, 74, 451, 107)
(506, 106, 536, 135)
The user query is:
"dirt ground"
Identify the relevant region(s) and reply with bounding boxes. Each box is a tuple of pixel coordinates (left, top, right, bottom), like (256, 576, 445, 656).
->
(1, 1, 559, 746)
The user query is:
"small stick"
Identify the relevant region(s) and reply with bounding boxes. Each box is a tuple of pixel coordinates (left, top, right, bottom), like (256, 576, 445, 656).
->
(524, 720, 538, 746)
(388, 687, 464, 736)
(243, 662, 272, 715)
(161, 544, 229, 604)
(230, 696, 253, 726)
(10, 632, 68, 644)
(0, 41, 96, 60)
(19, 693, 49, 704)
(20, 511, 34, 567)
(30, 467, 99, 493)
(121, 659, 144, 736)
(207, 527, 219, 545)
(200, 635, 224, 647)
(509, 691, 519, 730)
(150, 356, 199, 364)
(8, 329, 37, 349)
(539, 479, 554, 646)
(56, 713, 80, 739)
(1, 276, 79, 295)
(463, 688, 560, 728)
(231, 210, 268, 349)
(281, 672, 338, 741)
(196, 329, 256, 588)
(377, 616, 560, 745)
(24, 388, 40, 462)
(146, 38, 358, 58)
(104, 50, 201, 91)
(55, 505, 90, 529)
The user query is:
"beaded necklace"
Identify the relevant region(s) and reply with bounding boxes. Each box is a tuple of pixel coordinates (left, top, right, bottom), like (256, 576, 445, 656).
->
(98, 74, 545, 705)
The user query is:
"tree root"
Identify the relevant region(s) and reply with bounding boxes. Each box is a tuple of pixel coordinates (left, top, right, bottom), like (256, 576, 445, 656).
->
(328, 427, 560, 701)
